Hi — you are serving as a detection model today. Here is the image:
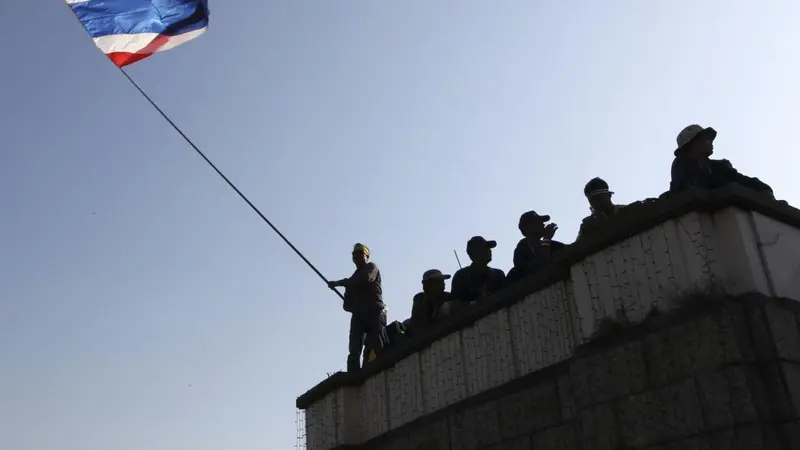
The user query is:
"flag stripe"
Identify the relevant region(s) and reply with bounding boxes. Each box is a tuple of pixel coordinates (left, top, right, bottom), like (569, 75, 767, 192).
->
(70, 0, 208, 39)
(91, 28, 207, 55)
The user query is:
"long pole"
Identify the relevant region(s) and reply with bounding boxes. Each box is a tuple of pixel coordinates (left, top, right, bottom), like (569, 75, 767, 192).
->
(453, 250, 463, 269)
(118, 68, 345, 301)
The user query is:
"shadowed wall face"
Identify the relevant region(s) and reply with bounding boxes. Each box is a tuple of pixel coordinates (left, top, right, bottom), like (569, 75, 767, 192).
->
(363, 298, 800, 450)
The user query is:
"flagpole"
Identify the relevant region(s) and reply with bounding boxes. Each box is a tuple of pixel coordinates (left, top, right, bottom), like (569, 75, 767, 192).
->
(117, 68, 345, 302)
(453, 250, 463, 269)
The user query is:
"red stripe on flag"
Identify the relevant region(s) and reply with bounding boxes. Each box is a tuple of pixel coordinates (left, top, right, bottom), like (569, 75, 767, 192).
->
(106, 34, 171, 68)
(108, 52, 152, 67)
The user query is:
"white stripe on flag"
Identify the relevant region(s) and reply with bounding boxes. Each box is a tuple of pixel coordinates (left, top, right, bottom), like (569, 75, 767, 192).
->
(92, 28, 207, 55)
(66, 0, 90, 4)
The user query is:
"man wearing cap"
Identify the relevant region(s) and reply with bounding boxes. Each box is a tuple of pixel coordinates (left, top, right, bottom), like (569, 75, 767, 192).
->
(450, 236, 506, 304)
(409, 269, 456, 334)
(328, 243, 387, 372)
(510, 211, 566, 281)
(670, 124, 773, 195)
(577, 177, 626, 241)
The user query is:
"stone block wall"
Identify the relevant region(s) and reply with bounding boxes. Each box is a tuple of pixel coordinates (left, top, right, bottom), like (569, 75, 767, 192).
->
(353, 298, 800, 450)
(298, 188, 800, 449)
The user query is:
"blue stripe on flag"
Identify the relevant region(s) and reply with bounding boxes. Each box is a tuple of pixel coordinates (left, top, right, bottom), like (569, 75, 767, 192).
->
(70, 0, 209, 39)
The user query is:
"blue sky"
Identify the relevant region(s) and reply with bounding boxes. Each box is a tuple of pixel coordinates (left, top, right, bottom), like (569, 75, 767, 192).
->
(2, 2, 799, 449)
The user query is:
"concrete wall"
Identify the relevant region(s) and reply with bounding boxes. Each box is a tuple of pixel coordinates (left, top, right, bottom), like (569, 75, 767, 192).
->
(298, 189, 800, 449)
(356, 298, 800, 449)
(570, 207, 780, 341)
(751, 212, 800, 301)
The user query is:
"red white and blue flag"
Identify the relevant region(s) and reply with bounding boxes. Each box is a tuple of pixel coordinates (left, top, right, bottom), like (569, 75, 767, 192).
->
(67, 0, 209, 67)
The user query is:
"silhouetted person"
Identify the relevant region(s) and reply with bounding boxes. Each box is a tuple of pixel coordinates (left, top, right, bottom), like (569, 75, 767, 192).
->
(670, 124, 773, 195)
(451, 236, 506, 304)
(510, 211, 566, 281)
(578, 178, 626, 240)
(409, 269, 455, 334)
(328, 243, 387, 372)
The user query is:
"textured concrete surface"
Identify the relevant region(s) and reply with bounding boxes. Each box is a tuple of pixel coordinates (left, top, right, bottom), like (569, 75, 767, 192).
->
(752, 212, 800, 302)
(351, 299, 800, 449)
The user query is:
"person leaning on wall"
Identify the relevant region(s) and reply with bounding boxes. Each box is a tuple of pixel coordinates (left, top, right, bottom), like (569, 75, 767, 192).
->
(408, 269, 455, 334)
(508, 210, 567, 282)
(577, 177, 626, 241)
(450, 236, 506, 304)
(669, 124, 774, 196)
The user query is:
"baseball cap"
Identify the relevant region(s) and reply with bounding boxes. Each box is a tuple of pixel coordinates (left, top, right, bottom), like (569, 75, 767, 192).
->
(422, 269, 451, 282)
(584, 177, 614, 198)
(518, 210, 551, 230)
(466, 236, 497, 252)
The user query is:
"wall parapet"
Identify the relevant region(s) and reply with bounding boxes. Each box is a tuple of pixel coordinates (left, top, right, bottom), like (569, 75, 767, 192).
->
(297, 184, 800, 449)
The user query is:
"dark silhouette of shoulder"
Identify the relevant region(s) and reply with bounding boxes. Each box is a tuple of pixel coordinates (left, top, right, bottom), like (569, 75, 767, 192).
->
(451, 265, 506, 303)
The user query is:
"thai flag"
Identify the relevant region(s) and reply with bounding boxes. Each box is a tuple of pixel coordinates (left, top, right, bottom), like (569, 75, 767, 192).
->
(67, 0, 209, 67)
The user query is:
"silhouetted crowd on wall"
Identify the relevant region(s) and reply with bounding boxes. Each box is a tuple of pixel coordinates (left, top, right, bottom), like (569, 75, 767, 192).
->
(327, 124, 779, 373)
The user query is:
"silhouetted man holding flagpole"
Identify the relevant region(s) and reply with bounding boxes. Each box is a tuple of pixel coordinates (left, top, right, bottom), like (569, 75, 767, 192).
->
(328, 243, 387, 372)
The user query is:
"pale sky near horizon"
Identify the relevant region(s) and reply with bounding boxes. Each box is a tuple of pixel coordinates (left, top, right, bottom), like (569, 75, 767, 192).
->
(2, 2, 800, 449)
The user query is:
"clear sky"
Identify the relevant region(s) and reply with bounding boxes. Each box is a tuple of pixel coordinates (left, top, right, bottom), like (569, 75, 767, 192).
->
(2, 2, 799, 449)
